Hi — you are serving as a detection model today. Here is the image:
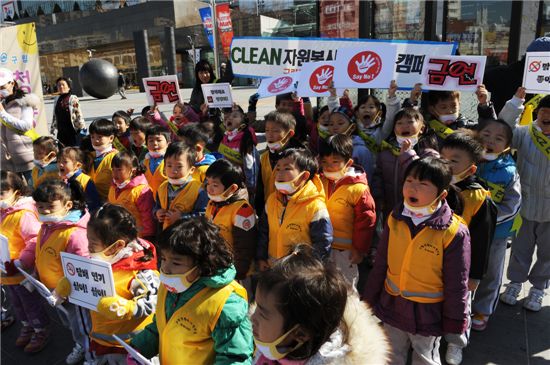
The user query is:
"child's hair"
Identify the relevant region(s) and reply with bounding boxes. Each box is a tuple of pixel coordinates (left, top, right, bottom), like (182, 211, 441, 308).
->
(318, 134, 353, 161)
(32, 179, 87, 212)
(89, 118, 117, 137)
(314, 105, 330, 123)
(145, 125, 171, 144)
(393, 108, 439, 150)
(201, 116, 224, 148)
(164, 141, 196, 167)
(112, 110, 131, 125)
(178, 124, 210, 146)
(404, 157, 452, 195)
(61, 147, 85, 165)
(0, 170, 31, 196)
(257, 244, 348, 360)
(479, 119, 513, 147)
(426, 90, 461, 107)
(355, 94, 386, 120)
(205, 159, 245, 190)
(173, 101, 185, 113)
(231, 107, 256, 155)
(129, 116, 151, 133)
(394, 107, 424, 125)
(141, 106, 151, 116)
(441, 129, 484, 164)
(536, 95, 550, 111)
(265, 111, 296, 131)
(278, 148, 318, 181)
(111, 151, 145, 176)
(158, 216, 233, 277)
(275, 92, 293, 106)
(33, 136, 59, 155)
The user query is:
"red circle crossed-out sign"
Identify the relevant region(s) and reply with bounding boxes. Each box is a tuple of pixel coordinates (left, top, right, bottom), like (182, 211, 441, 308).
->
(347, 51, 382, 84)
(529, 61, 541, 72)
(66, 262, 76, 276)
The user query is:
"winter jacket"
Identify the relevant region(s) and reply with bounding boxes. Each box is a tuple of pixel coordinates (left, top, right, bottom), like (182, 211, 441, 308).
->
(351, 135, 376, 180)
(50, 94, 85, 136)
(365, 202, 470, 337)
(130, 265, 253, 365)
(0, 93, 40, 173)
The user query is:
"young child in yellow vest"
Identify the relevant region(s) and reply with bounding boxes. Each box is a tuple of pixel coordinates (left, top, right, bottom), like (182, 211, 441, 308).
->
(112, 110, 132, 152)
(55, 204, 159, 364)
(257, 148, 333, 271)
(319, 135, 376, 287)
(128, 217, 254, 364)
(32, 179, 92, 364)
(154, 142, 208, 230)
(178, 123, 218, 184)
(251, 244, 389, 364)
(128, 116, 151, 163)
(89, 118, 119, 201)
(58, 147, 101, 213)
(0, 171, 50, 353)
(30, 136, 60, 190)
(143, 125, 170, 198)
(365, 157, 471, 365)
(108, 151, 155, 241)
(205, 159, 257, 283)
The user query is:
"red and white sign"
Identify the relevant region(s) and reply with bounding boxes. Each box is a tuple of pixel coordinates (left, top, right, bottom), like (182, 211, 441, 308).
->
(522, 52, 550, 94)
(257, 74, 299, 98)
(216, 3, 234, 57)
(297, 61, 342, 97)
(421, 55, 487, 91)
(333, 44, 397, 89)
(142, 75, 182, 106)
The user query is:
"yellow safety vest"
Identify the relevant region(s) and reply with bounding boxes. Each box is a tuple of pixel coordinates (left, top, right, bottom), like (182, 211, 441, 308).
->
(74, 172, 91, 193)
(143, 158, 166, 198)
(205, 200, 248, 247)
(260, 151, 276, 201)
(157, 281, 247, 364)
(157, 179, 202, 230)
(460, 188, 490, 225)
(35, 226, 78, 289)
(0, 208, 36, 285)
(31, 166, 60, 189)
(108, 184, 148, 236)
(90, 150, 117, 201)
(385, 214, 462, 303)
(193, 164, 210, 184)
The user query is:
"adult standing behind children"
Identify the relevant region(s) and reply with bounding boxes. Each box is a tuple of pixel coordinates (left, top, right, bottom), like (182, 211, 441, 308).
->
(189, 60, 233, 119)
(50, 77, 85, 147)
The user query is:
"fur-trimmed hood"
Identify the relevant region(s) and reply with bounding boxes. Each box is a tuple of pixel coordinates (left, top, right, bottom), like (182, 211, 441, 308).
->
(6, 93, 41, 109)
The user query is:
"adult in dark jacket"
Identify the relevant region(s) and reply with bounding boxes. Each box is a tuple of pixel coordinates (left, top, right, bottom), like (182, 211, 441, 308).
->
(189, 60, 234, 119)
(50, 77, 85, 147)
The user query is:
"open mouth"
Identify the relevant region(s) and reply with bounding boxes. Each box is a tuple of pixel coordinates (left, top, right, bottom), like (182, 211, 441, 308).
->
(486, 148, 494, 153)
(542, 120, 550, 126)
(400, 131, 411, 136)
(408, 196, 418, 204)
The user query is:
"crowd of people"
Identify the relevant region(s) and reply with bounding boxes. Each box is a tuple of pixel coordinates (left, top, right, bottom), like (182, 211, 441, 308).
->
(0, 37, 549, 365)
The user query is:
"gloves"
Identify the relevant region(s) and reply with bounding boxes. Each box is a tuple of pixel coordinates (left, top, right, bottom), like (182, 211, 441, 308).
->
(3, 260, 18, 276)
(55, 277, 72, 298)
(248, 93, 259, 112)
(97, 296, 137, 321)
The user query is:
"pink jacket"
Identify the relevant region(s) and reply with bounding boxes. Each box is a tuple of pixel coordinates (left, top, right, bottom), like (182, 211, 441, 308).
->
(37, 210, 90, 258)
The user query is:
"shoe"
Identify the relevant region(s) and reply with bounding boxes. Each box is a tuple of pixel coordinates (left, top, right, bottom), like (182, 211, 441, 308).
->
(15, 325, 34, 347)
(445, 344, 463, 365)
(523, 287, 545, 312)
(500, 282, 522, 305)
(471, 313, 489, 331)
(24, 329, 49, 353)
(66, 343, 85, 364)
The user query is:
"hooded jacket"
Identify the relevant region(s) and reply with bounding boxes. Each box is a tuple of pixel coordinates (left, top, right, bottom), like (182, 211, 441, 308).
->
(193, 152, 218, 183)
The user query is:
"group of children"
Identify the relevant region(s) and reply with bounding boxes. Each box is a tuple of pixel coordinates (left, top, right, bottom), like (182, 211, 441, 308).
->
(1, 78, 549, 365)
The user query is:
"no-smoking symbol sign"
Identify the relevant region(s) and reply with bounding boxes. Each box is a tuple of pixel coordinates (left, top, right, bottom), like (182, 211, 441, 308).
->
(66, 262, 76, 276)
(529, 61, 541, 72)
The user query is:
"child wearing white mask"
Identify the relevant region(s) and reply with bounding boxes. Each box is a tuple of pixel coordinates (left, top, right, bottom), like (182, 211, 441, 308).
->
(29, 136, 60, 189)
(88, 118, 119, 201)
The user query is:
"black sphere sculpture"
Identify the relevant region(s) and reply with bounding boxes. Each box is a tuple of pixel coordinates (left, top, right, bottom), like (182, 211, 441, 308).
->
(79, 59, 118, 99)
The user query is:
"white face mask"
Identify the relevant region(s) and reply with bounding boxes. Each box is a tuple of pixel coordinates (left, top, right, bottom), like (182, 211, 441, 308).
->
(225, 129, 239, 140)
(208, 186, 234, 203)
(451, 165, 474, 185)
(93, 144, 112, 156)
(168, 176, 189, 186)
(323, 165, 350, 181)
(113, 178, 131, 189)
(396, 134, 419, 148)
(159, 267, 198, 293)
(274, 173, 305, 195)
(59, 170, 77, 180)
(402, 192, 445, 220)
(0, 192, 16, 210)
(0, 89, 10, 98)
(439, 113, 458, 124)
(267, 132, 290, 153)
(254, 324, 304, 361)
(482, 152, 499, 161)
(148, 151, 164, 159)
(38, 212, 67, 223)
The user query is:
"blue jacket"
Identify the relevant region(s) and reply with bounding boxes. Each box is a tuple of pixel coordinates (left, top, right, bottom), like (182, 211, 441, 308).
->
(352, 135, 375, 181)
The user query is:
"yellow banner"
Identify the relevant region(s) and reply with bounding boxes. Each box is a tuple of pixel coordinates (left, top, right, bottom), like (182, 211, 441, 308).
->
(529, 124, 550, 160)
(429, 119, 455, 140)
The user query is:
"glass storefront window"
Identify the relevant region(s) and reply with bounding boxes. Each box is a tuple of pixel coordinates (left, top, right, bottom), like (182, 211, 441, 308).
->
(446, 1, 512, 66)
(374, 0, 425, 40)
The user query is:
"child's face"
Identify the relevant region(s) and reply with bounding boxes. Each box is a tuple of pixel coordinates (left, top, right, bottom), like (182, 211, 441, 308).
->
(58, 154, 81, 176)
(479, 123, 509, 155)
(224, 111, 243, 131)
(173, 105, 183, 118)
(206, 176, 227, 196)
(265, 121, 291, 144)
(318, 110, 330, 128)
(113, 117, 128, 136)
(146, 134, 168, 153)
(160, 249, 197, 276)
(33, 146, 56, 163)
(394, 117, 423, 137)
(202, 121, 215, 141)
(251, 286, 287, 343)
(276, 100, 294, 114)
(356, 99, 379, 125)
(165, 154, 193, 180)
(35, 199, 71, 216)
(90, 133, 114, 149)
(431, 97, 460, 122)
(0, 188, 16, 205)
(536, 107, 550, 135)
(130, 129, 146, 147)
(274, 157, 306, 184)
(320, 154, 351, 173)
(328, 114, 352, 135)
(403, 175, 440, 207)
(440, 147, 476, 177)
(112, 164, 134, 184)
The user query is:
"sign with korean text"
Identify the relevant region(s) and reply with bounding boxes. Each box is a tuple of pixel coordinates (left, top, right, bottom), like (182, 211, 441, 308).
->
(297, 61, 336, 97)
(199, 7, 215, 49)
(333, 45, 397, 89)
(257, 74, 300, 99)
(230, 36, 456, 88)
(523, 52, 550, 95)
(201, 82, 233, 108)
(143, 75, 182, 106)
(0, 23, 47, 134)
(216, 3, 234, 57)
(421, 55, 487, 91)
(60, 252, 116, 311)
(0, 234, 9, 273)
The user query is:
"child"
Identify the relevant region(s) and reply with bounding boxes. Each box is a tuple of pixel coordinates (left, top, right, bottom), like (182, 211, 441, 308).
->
(178, 124, 218, 183)
(257, 148, 333, 269)
(108, 151, 155, 240)
(154, 142, 208, 230)
(55, 204, 159, 363)
(498, 89, 550, 312)
(112, 110, 132, 152)
(129, 217, 254, 363)
(365, 157, 471, 365)
(0, 171, 49, 353)
(143, 125, 170, 198)
(168, 101, 199, 135)
(217, 105, 260, 197)
(58, 147, 101, 213)
(372, 108, 439, 218)
(128, 116, 151, 162)
(308, 105, 330, 155)
(30, 136, 60, 189)
(471, 118, 521, 331)
(252, 244, 389, 364)
(440, 131, 497, 364)
(205, 159, 257, 281)
(319, 134, 376, 286)
(33, 179, 91, 364)
(201, 116, 224, 153)
(88, 118, 118, 201)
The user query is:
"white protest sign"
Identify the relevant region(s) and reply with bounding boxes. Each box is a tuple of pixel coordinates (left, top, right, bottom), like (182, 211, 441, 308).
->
(143, 75, 182, 106)
(0, 234, 9, 273)
(113, 334, 153, 365)
(14, 262, 60, 307)
(296, 61, 346, 97)
(420, 55, 487, 91)
(257, 74, 299, 99)
(60, 252, 116, 311)
(333, 44, 398, 89)
(523, 52, 550, 95)
(201, 82, 233, 108)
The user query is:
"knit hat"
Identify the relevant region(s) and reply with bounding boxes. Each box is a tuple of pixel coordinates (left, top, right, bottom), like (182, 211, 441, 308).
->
(537, 95, 550, 110)
(526, 37, 550, 52)
(332, 106, 355, 123)
(0, 68, 13, 87)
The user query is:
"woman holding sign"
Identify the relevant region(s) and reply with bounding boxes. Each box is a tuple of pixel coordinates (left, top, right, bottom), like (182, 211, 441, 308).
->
(189, 60, 233, 120)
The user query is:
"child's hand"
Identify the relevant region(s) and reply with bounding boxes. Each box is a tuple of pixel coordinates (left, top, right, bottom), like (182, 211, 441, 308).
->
(515, 87, 527, 100)
(476, 84, 489, 105)
(388, 80, 397, 98)
(291, 92, 300, 102)
(328, 81, 337, 97)
(97, 296, 137, 320)
(410, 83, 422, 103)
(200, 103, 209, 115)
(126, 108, 134, 116)
(349, 247, 364, 265)
(400, 139, 413, 153)
(54, 277, 72, 298)
(156, 209, 168, 222)
(468, 279, 480, 291)
(257, 260, 270, 272)
(165, 210, 182, 225)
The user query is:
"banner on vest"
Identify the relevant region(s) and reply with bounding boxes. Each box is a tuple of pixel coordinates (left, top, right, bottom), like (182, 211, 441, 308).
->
(230, 36, 457, 88)
(523, 52, 550, 95)
(0, 234, 9, 273)
(113, 334, 153, 365)
(257, 74, 300, 99)
(201, 82, 233, 108)
(60, 252, 116, 311)
(420, 55, 487, 91)
(143, 75, 182, 106)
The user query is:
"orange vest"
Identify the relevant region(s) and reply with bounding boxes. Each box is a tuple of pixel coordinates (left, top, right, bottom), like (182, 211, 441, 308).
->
(143, 158, 166, 198)
(90, 150, 117, 201)
(108, 184, 148, 237)
(260, 151, 276, 201)
(205, 200, 249, 247)
(31, 166, 60, 189)
(74, 171, 92, 192)
(157, 179, 202, 229)
(460, 188, 490, 226)
(35, 226, 79, 289)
